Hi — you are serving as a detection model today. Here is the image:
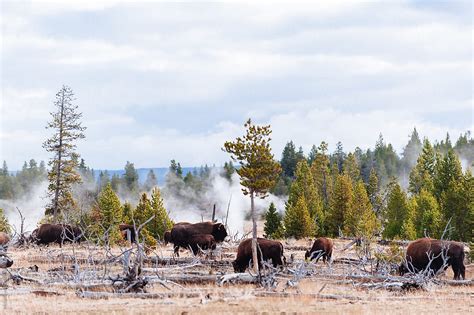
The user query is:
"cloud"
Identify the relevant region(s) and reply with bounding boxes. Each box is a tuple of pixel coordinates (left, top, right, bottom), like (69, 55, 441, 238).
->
(0, 1, 471, 169)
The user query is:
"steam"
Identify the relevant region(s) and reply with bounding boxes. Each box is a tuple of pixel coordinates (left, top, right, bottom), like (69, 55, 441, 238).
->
(162, 170, 286, 236)
(0, 181, 48, 233)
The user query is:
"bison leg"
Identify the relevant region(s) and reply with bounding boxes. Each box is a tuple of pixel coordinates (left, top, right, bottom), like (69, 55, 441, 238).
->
(174, 245, 180, 257)
(451, 262, 465, 280)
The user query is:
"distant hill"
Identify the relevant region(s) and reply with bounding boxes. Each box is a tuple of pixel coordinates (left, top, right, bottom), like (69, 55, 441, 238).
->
(92, 167, 203, 185)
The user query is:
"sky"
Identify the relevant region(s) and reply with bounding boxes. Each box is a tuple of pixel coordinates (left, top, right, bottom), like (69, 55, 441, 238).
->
(1, 0, 472, 170)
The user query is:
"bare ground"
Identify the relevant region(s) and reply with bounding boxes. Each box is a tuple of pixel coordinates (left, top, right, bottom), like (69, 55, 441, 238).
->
(1, 231, 472, 314)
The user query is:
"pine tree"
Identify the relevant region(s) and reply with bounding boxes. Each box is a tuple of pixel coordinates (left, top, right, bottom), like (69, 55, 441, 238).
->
(333, 141, 346, 174)
(223, 161, 235, 180)
(0, 208, 11, 234)
(401, 128, 422, 176)
(148, 187, 174, 241)
(42, 85, 86, 221)
(133, 193, 157, 246)
(224, 119, 282, 273)
(123, 161, 139, 194)
(327, 174, 353, 236)
(343, 153, 361, 183)
(143, 169, 158, 191)
(414, 189, 442, 238)
(344, 180, 378, 238)
(280, 141, 299, 178)
(409, 139, 436, 194)
(383, 182, 412, 239)
(309, 142, 332, 217)
(122, 202, 133, 224)
(433, 149, 463, 201)
(287, 160, 323, 234)
(366, 168, 383, 216)
(284, 195, 312, 239)
(90, 183, 122, 244)
(264, 202, 283, 239)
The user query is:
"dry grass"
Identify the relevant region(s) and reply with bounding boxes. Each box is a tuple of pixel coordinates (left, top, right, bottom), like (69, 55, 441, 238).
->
(1, 233, 472, 314)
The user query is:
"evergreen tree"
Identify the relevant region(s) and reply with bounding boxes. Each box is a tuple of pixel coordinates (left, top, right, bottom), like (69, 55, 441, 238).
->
(310, 141, 332, 211)
(148, 187, 174, 241)
(122, 202, 133, 224)
(133, 193, 157, 246)
(409, 139, 436, 194)
(343, 153, 361, 183)
(90, 183, 122, 244)
(383, 182, 412, 239)
(366, 168, 383, 216)
(433, 149, 463, 201)
(414, 189, 442, 238)
(284, 195, 312, 239)
(280, 141, 299, 178)
(43, 85, 86, 221)
(224, 119, 282, 273)
(264, 202, 283, 239)
(287, 160, 323, 234)
(0, 208, 11, 234)
(344, 180, 378, 238)
(333, 141, 346, 174)
(143, 169, 158, 191)
(401, 128, 423, 176)
(307, 144, 318, 165)
(327, 174, 353, 236)
(111, 173, 121, 192)
(123, 161, 139, 193)
(223, 161, 236, 180)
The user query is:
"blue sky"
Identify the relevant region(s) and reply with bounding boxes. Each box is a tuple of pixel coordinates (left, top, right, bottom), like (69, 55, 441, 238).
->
(1, 0, 472, 170)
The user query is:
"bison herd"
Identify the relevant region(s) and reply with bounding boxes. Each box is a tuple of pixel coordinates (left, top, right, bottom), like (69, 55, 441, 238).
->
(1, 221, 468, 280)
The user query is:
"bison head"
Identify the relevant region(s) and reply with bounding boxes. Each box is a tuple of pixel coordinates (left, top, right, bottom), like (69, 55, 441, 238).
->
(212, 223, 228, 242)
(163, 231, 172, 245)
(232, 260, 245, 273)
(398, 263, 408, 276)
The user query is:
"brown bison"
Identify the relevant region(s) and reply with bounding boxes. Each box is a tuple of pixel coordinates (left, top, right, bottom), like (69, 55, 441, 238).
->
(187, 234, 217, 255)
(164, 231, 172, 245)
(399, 238, 466, 280)
(305, 237, 333, 263)
(0, 232, 10, 246)
(34, 224, 83, 247)
(170, 221, 227, 256)
(119, 224, 136, 243)
(233, 238, 285, 272)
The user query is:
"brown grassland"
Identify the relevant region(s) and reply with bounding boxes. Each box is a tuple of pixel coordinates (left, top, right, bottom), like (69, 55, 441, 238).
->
(1, 222, 472, 314)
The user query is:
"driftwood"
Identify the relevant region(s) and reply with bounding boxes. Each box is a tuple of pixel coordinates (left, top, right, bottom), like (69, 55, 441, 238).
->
(218, 273, 257, 285)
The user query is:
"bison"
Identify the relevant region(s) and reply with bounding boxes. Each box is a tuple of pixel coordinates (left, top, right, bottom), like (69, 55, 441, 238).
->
(233, 238, 285, 272)
(119, 224, 136, 243)
(0, 232, 10, 246)
(187, 234, 217, 255)
(305, 237, 333, 263)
(164, 231, 172, 245)
(170, 221, 227, 256)
(34, 224, 82, 247)
(399, 238, 466, 280)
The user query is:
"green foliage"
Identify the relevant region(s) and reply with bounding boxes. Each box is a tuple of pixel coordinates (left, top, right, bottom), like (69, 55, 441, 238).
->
(123, 161, 139, 193)
(133, 193, 157, 247)
(147, 187, 174, 241)
(413, 189, 442, 238)
(223, 119, 282, 198)
(343, 153, 361, 183)
(280, 141, 305, 178)
(383, 182, 412, 239)
(344, 180, 379, 238)
(223, 161, 235, 181)
(43, 85, 86, 221)
(287, 160, 324, 234)
(327, 174, 353, 236)
(433, 148, 463, 201)
(264, 202, 283, 239)
(90, 183, 122, 244)
(409, 139, 436, 195)
(284, 195, 313, 239)
(0, 208, 11, 234)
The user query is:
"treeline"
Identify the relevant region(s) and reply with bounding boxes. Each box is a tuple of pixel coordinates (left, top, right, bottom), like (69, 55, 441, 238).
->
(264, 129, 473, 242)
(0, 160, 47, 200)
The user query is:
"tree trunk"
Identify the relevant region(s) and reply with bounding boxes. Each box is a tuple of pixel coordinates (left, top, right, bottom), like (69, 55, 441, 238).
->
(250, 191, 259, 274)
(53, 90, 65, 222)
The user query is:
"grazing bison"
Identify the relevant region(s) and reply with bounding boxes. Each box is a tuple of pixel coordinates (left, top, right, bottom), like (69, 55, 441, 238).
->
(164, 231, 172, 245)
(305, 237, 333, 263)
(170, 221, 227, 256)
(0, 232, 10, 246)
(119, 224, 136, 243)
(233, 238, 285, 272)
(35, 224, 82, 247)
(188, 234, 217, 255)
(399, 238, 466, 280)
